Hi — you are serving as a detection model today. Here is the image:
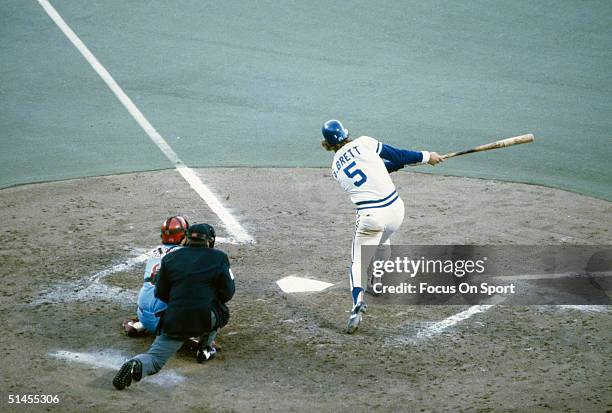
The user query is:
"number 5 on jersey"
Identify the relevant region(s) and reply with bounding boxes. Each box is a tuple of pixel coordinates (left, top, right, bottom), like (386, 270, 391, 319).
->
(343, 161, 367, 187)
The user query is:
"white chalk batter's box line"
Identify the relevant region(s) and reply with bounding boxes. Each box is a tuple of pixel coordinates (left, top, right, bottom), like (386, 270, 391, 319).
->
(33, 249, 160, 305)
(382, 303, 610, 346)
(32, 239, 238, 305)
(49, 350, 185, 387)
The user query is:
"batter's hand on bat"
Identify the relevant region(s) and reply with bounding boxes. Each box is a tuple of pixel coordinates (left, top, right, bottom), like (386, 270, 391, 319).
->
(428, 152, 443, 166)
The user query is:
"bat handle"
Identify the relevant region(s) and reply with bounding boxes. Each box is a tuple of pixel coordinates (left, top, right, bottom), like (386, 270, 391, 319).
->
(441, 151, 464, 160)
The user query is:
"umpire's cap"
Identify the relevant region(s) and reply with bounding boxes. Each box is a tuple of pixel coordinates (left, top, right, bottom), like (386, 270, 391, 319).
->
(188, 223, 216, 246)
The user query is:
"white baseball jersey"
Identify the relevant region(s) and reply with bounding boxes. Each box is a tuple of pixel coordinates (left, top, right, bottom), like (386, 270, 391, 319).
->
(331, 136, 398, 209)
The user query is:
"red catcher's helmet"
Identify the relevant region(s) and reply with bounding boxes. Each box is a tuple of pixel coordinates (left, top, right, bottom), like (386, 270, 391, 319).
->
(160, 216, 189, 245)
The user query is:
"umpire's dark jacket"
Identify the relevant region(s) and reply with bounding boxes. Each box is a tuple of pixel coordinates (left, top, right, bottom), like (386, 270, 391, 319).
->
(154, 246, 235, 338)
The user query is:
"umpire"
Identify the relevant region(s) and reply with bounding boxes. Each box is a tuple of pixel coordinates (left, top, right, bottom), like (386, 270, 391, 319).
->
(113, 223, 235, 390)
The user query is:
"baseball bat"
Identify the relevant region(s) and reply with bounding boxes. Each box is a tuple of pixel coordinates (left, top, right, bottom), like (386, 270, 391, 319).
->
(440, 134, 534, 160)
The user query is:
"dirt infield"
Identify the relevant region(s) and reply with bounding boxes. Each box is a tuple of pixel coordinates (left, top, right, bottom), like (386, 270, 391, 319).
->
(1, 168, 610, 412)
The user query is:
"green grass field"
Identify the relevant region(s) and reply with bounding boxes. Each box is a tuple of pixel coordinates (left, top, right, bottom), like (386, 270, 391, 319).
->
(2, 0, 611, 199)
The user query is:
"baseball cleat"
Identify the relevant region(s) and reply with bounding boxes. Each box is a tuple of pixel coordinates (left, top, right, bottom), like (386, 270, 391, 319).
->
(346, 301, 367, 334)
(196, 345, 217, 363)
(112, 359, 142, 390)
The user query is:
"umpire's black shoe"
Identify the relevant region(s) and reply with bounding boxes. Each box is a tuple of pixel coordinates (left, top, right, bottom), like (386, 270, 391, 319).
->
(112, 359, 142, 390)
(196, 345, 217, 363)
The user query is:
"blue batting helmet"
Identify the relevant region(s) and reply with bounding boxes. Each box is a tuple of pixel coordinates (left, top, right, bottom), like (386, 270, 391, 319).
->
(322, 120, 348, 145)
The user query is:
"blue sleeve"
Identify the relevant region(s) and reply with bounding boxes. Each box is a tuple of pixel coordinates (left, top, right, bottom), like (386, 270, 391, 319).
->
(379, 143, 423, 170)
(383, 159, 405, 173)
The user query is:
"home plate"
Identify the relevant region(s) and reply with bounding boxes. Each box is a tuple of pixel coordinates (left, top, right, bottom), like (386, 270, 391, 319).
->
(276, 275, 333, 293)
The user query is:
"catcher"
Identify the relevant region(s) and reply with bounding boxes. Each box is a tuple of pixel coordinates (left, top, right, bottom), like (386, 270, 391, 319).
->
(113, 223, 235, 390)
(122, 215, 189, 336)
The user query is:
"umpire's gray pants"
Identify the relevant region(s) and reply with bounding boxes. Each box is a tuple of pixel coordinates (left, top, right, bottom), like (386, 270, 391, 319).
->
(134, 311, 217, 376)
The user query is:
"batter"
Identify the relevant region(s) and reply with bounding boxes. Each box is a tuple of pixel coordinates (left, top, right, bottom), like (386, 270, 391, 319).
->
(321, 119, 443, 333)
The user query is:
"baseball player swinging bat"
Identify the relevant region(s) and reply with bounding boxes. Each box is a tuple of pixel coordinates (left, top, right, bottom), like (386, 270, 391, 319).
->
(320, 119, 532, 334)
(440, 134, 534, 160)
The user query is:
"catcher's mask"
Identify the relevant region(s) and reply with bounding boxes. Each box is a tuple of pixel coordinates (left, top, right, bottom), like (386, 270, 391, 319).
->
(188, 223, 216, 248)
(160, 216, 189, 245)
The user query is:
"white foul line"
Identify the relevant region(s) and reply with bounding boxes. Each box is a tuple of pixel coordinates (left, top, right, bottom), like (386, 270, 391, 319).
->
(37, 0, 254, 244)
(176, 166, 252, 243)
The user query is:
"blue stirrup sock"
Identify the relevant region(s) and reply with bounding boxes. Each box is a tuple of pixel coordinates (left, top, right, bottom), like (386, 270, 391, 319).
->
(352, 287, 364, 305)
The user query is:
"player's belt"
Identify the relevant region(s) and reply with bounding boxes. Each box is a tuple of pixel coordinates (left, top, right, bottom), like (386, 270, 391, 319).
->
(355, 190, 400, 211)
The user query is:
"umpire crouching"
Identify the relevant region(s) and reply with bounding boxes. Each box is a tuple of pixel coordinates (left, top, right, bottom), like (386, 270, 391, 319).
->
(113, 223, 235, 390)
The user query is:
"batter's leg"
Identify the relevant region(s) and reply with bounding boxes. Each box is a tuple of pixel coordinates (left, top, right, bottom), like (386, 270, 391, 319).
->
(367, 199, 405, 295)
(350, 220, 384, 302)
(347, 212, 384, 334)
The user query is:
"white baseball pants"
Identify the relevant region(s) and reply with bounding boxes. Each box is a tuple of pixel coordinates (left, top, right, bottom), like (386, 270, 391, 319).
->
(349, 197, 405, 296)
